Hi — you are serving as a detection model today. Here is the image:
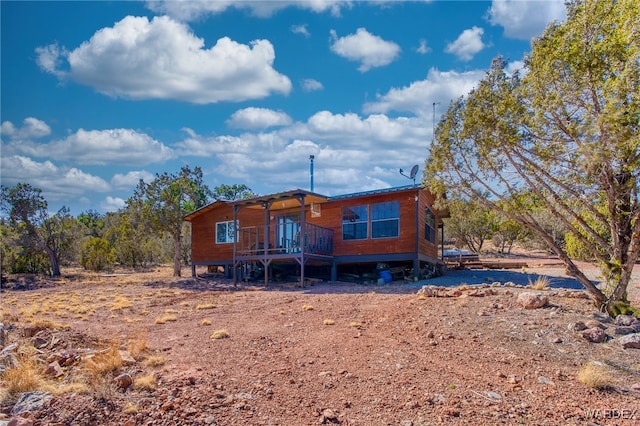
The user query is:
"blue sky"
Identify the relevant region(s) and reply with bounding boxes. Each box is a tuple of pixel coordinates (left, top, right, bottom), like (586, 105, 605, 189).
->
(1, 0, 566, 215)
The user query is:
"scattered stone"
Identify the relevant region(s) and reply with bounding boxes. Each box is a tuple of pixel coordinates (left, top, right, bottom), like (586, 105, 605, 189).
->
(507, 375, 518, 384)
(537, 376, 555, 385)
(618, 333, 640, 349)
(44, 361, 64, 378)
(584, 320, 605, 329)
(0, 323, 5, 347)
(446, 289, 462, 297)
(32, 337, 48, 349)
(568, 321, 587, 332)
(549, 336, 562, 344)
(613, 326, 636, 335)
(10, 392, 52, 416)
(517, 292, 548, 309)
(581, 327, 607, 343)
(615, 315, 639, 327)
(118, 350, 137, 365)
(319, 408, 339, 424)
(7, 417, 34, 426)
(486, 391, 502, 400)
(115, 373, 133, 389)
(22, 326, 44, 338)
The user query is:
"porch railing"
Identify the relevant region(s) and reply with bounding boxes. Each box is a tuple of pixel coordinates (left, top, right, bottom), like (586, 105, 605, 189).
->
(237, 222, 333, 256)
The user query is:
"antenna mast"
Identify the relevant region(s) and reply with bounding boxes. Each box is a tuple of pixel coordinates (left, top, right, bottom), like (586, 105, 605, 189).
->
(309, 155, 315, 192)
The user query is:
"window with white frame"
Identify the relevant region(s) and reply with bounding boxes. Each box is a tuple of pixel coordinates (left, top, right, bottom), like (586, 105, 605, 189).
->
(216, 220, 237, 244)
(371, 201, 400, 238)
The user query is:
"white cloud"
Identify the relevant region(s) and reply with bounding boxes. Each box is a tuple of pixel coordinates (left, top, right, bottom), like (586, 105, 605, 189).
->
(1, 117, 51, 140)
(36, 15, 292, 104)
(487, 0, 566, 40)
(445, 26, 486, 61)
(9, 128, 174, 166)
(0, 155, 110, 202)
(100, 196, 126, 212)
(227, 107, 293, 130)
(416, 39, 431, 54)
(363, 67, 486, 117)
(145, 0, 350, 20)
(111, 170, 155, 188)
(301, 78, 324, 92)
(291, 24, 310, 37)
(330, 28, 401, 72)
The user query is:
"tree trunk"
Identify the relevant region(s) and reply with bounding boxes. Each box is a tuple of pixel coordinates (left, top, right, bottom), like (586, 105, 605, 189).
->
(45, 246, 61, 277)
(173, 232, 182, 277)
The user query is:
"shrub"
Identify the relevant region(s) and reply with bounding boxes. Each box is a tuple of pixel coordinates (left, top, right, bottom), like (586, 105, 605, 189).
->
(80, 237, 116, 272)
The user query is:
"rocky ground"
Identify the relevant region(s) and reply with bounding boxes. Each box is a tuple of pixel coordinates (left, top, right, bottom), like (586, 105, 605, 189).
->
(1, 258, 639, 426)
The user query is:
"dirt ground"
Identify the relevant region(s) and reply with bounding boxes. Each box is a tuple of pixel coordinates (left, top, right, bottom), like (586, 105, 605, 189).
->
(1, 257, 639, 426)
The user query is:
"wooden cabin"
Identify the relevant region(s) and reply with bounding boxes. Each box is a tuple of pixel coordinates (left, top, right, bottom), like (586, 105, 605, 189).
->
(184, 185, 447, 285)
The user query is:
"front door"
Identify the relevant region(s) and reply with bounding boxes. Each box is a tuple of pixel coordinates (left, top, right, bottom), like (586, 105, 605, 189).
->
(276, 214, 300, 253)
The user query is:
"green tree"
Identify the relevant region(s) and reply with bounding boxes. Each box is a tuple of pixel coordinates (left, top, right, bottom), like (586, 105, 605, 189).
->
(77, 210, 105, 237)
(129, 166, 212, 276)
(80, 237, 116, 272)
(425, 0, 639, 315)
(444, 198, 495, 253)
(0, 183, 74, 276)
(213, 183, 256, 201)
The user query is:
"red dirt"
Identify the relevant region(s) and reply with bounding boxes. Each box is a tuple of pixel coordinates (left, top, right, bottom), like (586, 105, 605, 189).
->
(1, 259, 639, 425)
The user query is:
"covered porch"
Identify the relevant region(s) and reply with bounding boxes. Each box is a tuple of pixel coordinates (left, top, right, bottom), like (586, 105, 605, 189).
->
(231, 190, 334, 286)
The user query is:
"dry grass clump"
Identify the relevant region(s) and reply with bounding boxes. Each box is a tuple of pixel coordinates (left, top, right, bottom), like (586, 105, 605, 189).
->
(578, 361, 613, 389)
(302, 304, 314, 311)
(0, 353, 45, 398)
(111, 295, 133, 311)
(85, 345, 122, 376)
(323, 319, 335, 325)
(154, 314, 177, 324)
(350, 321, 363, 329)
(195, 302, 216, 310)
(530, 276, 550, 290)
(134, 374, 157, 391)
(143, 355, 165, 367)
(200, 319, 212, 326)
(123, 402, 139, 414)
(210, 329, 230, 339)
(127, 330, 148, 358)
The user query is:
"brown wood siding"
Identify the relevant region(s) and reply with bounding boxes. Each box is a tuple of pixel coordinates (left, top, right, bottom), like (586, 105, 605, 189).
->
(189, 187, 443, 263)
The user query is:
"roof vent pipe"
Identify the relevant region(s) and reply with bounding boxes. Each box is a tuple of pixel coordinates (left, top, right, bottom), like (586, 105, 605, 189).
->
(309, 155, 315, 192)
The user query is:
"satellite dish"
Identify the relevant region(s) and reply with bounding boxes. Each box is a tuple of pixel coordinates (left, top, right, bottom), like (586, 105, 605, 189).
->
(409, 165, 419, 180)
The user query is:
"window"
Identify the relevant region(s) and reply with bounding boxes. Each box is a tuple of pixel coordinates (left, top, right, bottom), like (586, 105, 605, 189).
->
(216, 220, 237, 244)
(342, 205, 368, 240)
(425, 207, 436, 243)
(371, 201, 399, 238)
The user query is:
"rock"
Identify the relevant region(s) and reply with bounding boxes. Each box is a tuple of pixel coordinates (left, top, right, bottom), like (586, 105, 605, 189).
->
(319, 408, 338, 424)
(8, 417, 34, 426)
(32, 337, 48, 349)
(517, 292, 548, 309)
(618, 333, 640, 349)
(446, 289, 462, 297)
(613, 326, 636, 335)
(10, 392, 52, 416)
(118, 350, 137, 365)
(0, 323, 6, 347)
(581, 327, 607, 343)
(584, 320, 605, 329)
(115, 373, 133, 389)
(569, 321, 587, 332)
(615, 315, 639, 327)
(44, 361, 64, 378)
(22, 326, 43, 338)
(537, 376, 555, 385)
